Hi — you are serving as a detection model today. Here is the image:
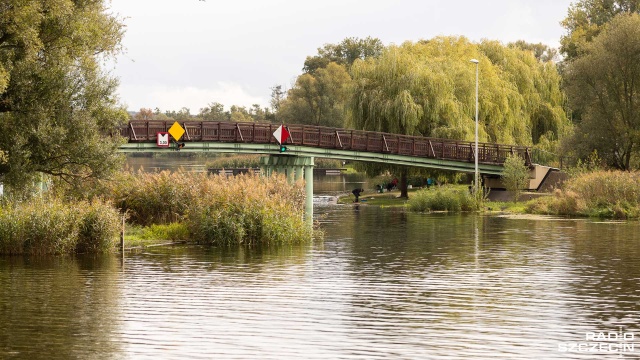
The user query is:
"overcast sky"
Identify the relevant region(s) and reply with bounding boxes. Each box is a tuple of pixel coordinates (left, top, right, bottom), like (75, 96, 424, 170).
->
(108, 0, 575, 113)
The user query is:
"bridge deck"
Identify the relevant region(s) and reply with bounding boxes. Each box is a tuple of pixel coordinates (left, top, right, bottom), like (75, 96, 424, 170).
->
(121, 121, 531, 166)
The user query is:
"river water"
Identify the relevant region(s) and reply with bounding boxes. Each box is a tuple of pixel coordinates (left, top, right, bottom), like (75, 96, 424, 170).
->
(1, 159, 639, 359)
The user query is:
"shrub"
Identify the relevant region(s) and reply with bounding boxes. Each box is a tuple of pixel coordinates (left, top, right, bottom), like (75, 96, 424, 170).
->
(76, 200, 121, 253)
(96, 170, 312, 245)
(0, 197, 120, 255)
(407, 186, 480, 212)
(186, 173, 312, 245)
(502, 153, 530, 202)
(102, 170, 198, 225)
(527, 171, 640, 218)
(314, 158, 342, 169)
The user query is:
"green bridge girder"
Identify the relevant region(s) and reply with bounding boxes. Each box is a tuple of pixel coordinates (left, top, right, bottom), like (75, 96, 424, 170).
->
(118, 141, 505, 175)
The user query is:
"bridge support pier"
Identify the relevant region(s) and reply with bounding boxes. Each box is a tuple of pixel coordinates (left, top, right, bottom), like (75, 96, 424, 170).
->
(260, 155, 314, 223)
(294, 166, 303, 182)
(304, 161, 313, 223)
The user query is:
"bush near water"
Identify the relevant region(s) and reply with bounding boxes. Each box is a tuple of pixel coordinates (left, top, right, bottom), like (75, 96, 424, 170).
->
(103, 171, 312, 245)
(527, 171, 640, 219)
(0, 198, 120, 255)
(0, 171, 312, 254)
(407, 186, 481, 212)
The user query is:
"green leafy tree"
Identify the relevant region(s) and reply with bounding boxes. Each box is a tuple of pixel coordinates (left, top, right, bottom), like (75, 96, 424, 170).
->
(198, 102, 228, 121)
(164, 107, 193, 121)
(229, 105, 253, 122)
(502, 153, 530, 202)
(0, 0, 127, 189)
(479, 40, 568, 144)
(303, 37, 384, 74)
(349, 37, 568, 197)
(249, 104, 271, 123)
(509, 40, 559, 63)
(279, 62, 351, 128)
(198, 103, 271, 123)
(151, 108, 171, 121)
(563, 13, 640, 170)
(560, 0, 640, 60)
(351, 37, 567, 145)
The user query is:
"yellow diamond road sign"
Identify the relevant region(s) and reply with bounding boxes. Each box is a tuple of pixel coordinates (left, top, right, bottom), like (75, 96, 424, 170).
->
(168, 122, 185, 141)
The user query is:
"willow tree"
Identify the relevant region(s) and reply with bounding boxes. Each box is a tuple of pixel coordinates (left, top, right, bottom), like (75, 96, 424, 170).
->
(0, 0, 127, 190)
(348, 37, 569, 195)
(479, 40, 567, 146)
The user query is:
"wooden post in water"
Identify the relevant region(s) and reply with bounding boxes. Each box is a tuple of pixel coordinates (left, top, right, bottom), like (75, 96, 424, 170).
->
(120, 215, 125, 253)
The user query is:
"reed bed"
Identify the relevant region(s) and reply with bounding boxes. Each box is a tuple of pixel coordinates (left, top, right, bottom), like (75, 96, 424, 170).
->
(0, 198, 120, 255)
(0, 170, 312, 254)
(102, 170, 312, 245)
(527, 170, 640, 218)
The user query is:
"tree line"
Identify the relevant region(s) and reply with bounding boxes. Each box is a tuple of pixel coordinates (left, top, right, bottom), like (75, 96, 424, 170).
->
(1, 0, 640, 194)
(133, 103, 274, 123)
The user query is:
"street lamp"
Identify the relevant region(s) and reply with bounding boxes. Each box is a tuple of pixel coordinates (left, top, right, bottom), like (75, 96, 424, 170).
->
(470, 58, 479, 195)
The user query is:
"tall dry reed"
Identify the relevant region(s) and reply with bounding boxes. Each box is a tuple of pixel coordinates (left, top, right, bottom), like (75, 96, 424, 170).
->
(101, 170, 312, 245)
(0, 198, 120, 255)
(527, 171, 640, 218)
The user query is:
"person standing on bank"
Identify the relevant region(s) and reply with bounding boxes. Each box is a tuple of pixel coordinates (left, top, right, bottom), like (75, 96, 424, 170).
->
(352, 188, 364, 203)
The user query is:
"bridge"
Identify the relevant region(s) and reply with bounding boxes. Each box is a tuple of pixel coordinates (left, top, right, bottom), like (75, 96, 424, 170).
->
(119, 121, 532, 173)
(118, 120, 548, 220)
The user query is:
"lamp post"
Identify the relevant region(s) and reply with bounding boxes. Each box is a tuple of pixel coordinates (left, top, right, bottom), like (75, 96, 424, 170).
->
(470, 58, 479, 195)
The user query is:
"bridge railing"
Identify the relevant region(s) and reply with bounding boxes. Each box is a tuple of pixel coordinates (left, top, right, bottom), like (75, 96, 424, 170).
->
(121, 121, 531, 166)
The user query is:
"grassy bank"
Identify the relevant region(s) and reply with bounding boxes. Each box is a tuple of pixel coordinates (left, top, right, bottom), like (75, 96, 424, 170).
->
(337, 188, 420, 206)
(337, 186, 481, 211)
(124, 223, 190, 248)
(338, 171, 640, 220)
(407, 186, 481, 212)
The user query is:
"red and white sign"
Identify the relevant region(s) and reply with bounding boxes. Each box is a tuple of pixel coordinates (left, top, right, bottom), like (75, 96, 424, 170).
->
(157, 132, 170, 147)
(272, 125, 290, 145)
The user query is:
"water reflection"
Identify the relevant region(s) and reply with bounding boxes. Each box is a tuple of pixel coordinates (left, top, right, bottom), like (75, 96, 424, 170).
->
(0, 255, 123, 359)
(1, 207, 639, 359)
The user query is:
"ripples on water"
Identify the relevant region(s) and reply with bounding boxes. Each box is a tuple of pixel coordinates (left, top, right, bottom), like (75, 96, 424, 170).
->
(1, 206, 639, 359)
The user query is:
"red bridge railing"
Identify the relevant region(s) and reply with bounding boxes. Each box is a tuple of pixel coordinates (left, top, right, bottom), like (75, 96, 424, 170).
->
(121, 121, 532, 166)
